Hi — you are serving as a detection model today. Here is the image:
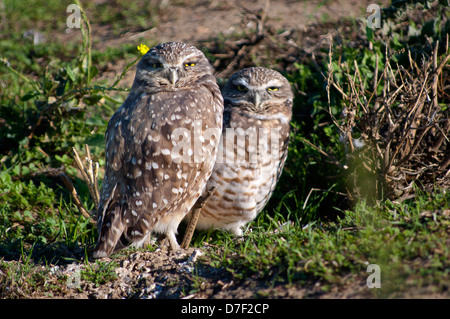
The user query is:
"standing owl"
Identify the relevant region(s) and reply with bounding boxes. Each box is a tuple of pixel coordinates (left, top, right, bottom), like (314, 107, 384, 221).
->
(93, 42, 223, 258)
(191, 67, 293, 236)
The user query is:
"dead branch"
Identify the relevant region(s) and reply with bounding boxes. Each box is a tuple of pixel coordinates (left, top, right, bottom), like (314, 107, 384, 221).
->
(61, 144, 100, 223)
(72, 145, 100, 209)
(60, 172, 95, 223)
(326, 37, 450, 201)
(181, 186, 216, 249)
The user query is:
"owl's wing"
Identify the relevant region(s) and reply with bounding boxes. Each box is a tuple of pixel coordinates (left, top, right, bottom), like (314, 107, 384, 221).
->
(275, 116, 292, 184)
(97, 91, 139, 227)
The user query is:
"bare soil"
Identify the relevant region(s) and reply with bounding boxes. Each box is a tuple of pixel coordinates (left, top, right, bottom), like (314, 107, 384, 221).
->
(1, 246, 374, 299)
(91, 0, 390, 87)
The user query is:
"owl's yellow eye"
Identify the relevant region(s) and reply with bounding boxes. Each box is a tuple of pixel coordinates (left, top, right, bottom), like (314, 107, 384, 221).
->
(184, 62, 196, 67)
(267, 87, 279, 92)
(236, 85, 248, 92)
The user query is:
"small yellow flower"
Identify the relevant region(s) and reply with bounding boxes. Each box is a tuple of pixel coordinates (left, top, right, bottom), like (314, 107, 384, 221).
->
(137, 43, 150, 55)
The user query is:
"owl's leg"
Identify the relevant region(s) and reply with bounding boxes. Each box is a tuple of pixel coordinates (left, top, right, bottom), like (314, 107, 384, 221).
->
(228, 224, 244, 237)
(156, 233, 169, 248)
(129, 232, 153, 249)
(166, 230, 180, 251)
(155, 232, 179, 251)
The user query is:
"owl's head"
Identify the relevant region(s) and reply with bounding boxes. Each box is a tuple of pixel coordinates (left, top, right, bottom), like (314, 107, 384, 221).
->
(133, 42, 213, 91)
(222, 67, 293, 115)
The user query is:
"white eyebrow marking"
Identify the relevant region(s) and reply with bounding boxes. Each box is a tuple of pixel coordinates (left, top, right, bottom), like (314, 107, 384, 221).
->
(180, 52, 202, 63)
(232, 78, 284, 91)
(153, 52, 202, 69)
(264, 79, 284, 89)
(233, 78, 249, 87)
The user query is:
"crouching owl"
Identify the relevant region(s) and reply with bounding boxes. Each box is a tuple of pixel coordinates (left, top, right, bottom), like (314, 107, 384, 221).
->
(192, 67, 293, 236)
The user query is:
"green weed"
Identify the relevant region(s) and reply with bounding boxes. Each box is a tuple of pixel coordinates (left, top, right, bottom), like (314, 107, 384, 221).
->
(0, 0, 138, 263)
(81, 260, 119, 287)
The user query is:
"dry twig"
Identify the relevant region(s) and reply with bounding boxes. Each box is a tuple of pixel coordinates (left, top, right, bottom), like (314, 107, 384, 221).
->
(326, 39, 449, 201)
(61, 144, 100, 223)
(60, 172, 94, 222)
(181, 186, 216, 249)
(72, 144, 100, 209)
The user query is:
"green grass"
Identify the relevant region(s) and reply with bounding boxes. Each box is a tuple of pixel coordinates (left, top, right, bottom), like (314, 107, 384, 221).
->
(0, 0, 449, 298)
(0, 0, 135, 263)
(81, 260, 119, 287)
(192, 189, 449, 296)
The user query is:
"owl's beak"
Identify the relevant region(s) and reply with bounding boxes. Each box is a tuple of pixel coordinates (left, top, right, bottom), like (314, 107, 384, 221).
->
(168, 68, 178, 85)
(253, 92, 262, 108)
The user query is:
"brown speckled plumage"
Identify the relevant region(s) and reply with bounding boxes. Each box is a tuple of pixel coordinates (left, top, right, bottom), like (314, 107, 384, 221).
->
(93, 42, 223, 258)
(192, 67, 293, 235)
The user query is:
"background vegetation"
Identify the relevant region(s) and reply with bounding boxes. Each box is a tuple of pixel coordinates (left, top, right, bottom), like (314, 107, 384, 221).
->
(0, 0, 448, 298)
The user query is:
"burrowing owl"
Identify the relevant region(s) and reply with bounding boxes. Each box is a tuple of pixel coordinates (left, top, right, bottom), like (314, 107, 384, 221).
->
(93, 42, 223, 258)
(192, 67, 293, 236)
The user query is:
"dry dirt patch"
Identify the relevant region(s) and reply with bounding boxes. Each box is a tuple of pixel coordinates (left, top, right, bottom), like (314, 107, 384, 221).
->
(89, 0, 389, 87)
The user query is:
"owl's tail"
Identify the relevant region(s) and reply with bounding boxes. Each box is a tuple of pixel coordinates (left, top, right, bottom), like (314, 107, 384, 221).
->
(92, 204, 127, 258)
(92, 185, 127, 258)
